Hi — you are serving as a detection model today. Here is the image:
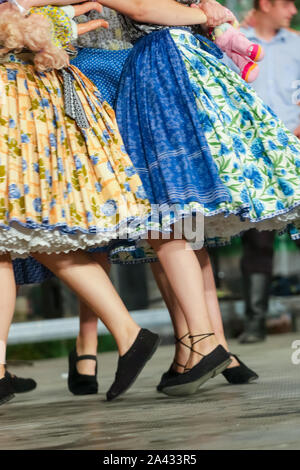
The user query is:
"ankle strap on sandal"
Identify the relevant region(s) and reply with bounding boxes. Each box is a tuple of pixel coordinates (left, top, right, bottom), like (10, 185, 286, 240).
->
(76, 354, 97, 363)
(174, 333, 191, 348)
(188, 333, 215, 358)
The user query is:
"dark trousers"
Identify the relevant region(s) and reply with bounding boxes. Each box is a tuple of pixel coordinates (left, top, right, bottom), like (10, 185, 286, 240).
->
(241, 229, 300, 276)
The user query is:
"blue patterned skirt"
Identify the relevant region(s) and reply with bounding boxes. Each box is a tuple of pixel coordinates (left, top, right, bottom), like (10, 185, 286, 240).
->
(110, 27, 300, 263)
(72, 48, 131, 107)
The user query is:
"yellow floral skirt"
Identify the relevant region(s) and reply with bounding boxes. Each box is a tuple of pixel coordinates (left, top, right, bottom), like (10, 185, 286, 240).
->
(0, 60, 151, 256)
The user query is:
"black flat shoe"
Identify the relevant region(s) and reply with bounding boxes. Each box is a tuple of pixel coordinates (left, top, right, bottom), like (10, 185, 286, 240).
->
(161, 334, 231, 396)
(222, 353, 259, 384)
(107, 328, 160, 402)
(5, 371, 37, 393)
(157, 333, 190, 392)
(68, 349, 98, 396)
(0, 374, 15, 406)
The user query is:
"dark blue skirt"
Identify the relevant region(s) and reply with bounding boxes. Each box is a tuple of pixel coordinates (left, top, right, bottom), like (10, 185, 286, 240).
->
(72, 48, 131, 107)
(115, 29, 231, 212)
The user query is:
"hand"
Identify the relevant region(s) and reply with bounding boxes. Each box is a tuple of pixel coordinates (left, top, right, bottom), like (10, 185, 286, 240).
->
(191, 1, 236, 28)
(293, 124, 300, 139)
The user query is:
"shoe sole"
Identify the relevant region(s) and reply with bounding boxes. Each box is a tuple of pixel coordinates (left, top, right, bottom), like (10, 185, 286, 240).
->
(0, 393, 15, 406)
(107, 336, 161, 401)
(161, 358, 232, 397)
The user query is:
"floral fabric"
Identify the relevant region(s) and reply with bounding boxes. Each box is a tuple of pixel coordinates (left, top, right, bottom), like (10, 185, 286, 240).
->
(0, 56, 151, 256)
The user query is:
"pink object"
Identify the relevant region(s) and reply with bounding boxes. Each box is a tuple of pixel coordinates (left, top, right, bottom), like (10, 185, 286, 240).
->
(215, 26, 264, 83)
(230, 51, 259, 83)
(215, 26, 265, 62)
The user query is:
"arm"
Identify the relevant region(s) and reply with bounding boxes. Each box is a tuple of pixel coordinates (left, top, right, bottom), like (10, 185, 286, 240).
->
(22, 0, 208, 26)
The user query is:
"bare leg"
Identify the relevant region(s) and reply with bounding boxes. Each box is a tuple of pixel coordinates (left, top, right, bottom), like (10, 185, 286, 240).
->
(33, 251, 140, 356)
(148, 237, 218, 370)
(150, 262, 191, 372)
(73, 1, 104, 16)
(77, 252, 111, 376)
(77, 19, 109, 36)
(196, 248, 239, 367)
(0, 255, 17, 379)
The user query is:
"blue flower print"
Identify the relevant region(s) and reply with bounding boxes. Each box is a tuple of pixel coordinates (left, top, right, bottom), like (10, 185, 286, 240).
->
(223, 175, 230, 183)
(124, 183, 131, 192)
(90, 155, 99, 165)
(136, 186, 147, 199)
(21, 134, 30, 144)
(57, 158, 64, 175)
(198, 112, 214, 133)
(33, 163, 40, 173)
(125, 166, 136, 177)
(101, 200, 118, 217)
(268, 141, 278, 151)
(7, 69, 18, 81)
(278, 178, 294, 196)
(9, 184, 21, 199)
(22, 159, 27, 172)
(220, 143, 230, 156)
(253, 198, 265, 217)
(281, 169, 286, 175)
(236, 87, 254, 106)
(233, 135, 246, 154)
(86, 211, 93, 223)
(277, 129, 288, 147)
(262, 154, 273, 167)
(240, 188, 250, 204)
(276, 200, 285, 211)
(107, 162, 114, 173)
(267, 169, 273, 179)
(60, 129, 65, 144)
(102, 130, 110, 143)
(33, 198, 42, 213)
(61, 209, 66, 218)
(49, 133, 57, 149)
(295, 159, 300, 168)
(24, 79, 28, 90)
(9, 119, 16, 128)
(267, 187, 275, 196)
(45, 146, 50, 157)
(95, 182, 102, 193)
(251, 138, 264, 159)
(24, 184, 29, 195)
(74, 156, 82, 171)
(50, 198, 56, 209)
(245, 131, 253, 140)
(45, 170, 52, 188)
(289, 143, 300, 154)
(40, 98, 49, 108)
(66, 182, 72, 194)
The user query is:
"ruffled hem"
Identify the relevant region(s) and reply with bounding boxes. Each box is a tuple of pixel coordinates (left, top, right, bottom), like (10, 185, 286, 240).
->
(0, 216, 151, 257)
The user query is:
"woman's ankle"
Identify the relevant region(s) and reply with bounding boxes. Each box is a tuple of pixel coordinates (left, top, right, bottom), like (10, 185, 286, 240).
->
(76, 336, 98, 356)
(0, 364, 6, 379)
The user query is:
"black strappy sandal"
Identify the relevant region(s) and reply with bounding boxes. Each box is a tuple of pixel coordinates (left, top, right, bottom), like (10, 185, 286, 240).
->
(161, 333, 231, 396)
(222, 353, 258, 384)
(68, 349, 98, 396)
(157, 333, 191, 392)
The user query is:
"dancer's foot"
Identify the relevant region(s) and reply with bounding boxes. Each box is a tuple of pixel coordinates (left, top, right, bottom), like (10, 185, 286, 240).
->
(107, 328, 160, 401)
(0, 373, 15, 406)
(222, 353, 259, 384)
(5, 371, 37, 393)
(76, 337, 98, 376)
(157, 333, 191, 392)
(161, 339, 231, 397)
(68, 349, 98, 396)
